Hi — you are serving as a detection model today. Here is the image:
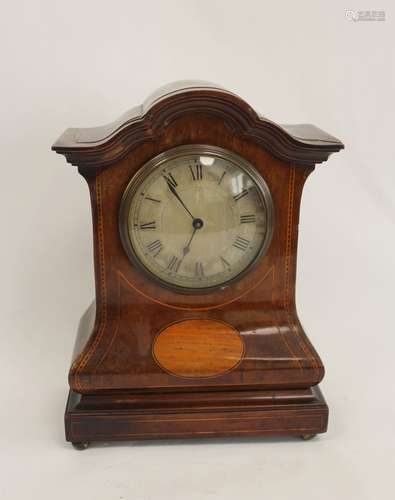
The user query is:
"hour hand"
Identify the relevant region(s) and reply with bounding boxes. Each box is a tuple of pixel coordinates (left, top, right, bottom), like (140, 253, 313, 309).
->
(182, 228, 197, 256)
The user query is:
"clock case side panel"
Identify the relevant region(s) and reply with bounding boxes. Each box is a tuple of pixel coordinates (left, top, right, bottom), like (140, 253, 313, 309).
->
(67, 167, 108, 393)
(280, 165, 326, 384)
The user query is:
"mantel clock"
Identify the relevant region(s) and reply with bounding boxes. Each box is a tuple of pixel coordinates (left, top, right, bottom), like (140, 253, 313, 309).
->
(52, 81, 343, 448)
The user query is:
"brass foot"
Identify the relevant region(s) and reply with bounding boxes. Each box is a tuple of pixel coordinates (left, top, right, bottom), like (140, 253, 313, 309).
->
(72, 441, 90, 450)
(301, 434, 316, 441)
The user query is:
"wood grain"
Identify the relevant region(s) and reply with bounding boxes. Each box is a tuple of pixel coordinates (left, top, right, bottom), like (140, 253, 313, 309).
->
(153, 319, 244, 378)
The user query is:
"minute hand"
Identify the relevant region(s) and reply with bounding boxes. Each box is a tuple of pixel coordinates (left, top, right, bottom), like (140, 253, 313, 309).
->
(167, 182, 194, 220)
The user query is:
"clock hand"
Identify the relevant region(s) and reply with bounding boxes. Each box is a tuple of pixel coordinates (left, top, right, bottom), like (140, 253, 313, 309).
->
(181, 217, 204, 258)
(166, 181, 195, 220)
(182, 227, 198, 257)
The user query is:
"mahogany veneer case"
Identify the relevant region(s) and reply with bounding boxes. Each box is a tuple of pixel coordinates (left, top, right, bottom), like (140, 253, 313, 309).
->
(52, 81, 343, 448)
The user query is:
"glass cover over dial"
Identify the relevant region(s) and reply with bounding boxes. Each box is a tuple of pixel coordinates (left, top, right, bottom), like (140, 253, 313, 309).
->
(119, 145, 274, 292)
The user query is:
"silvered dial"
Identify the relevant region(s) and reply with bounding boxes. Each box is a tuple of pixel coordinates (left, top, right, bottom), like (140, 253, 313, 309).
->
(120, 145, 273, 292)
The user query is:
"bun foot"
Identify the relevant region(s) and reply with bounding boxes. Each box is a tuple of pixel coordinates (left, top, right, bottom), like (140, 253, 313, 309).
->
(301, 434, 316, 440)
(72, 441, 90, 450)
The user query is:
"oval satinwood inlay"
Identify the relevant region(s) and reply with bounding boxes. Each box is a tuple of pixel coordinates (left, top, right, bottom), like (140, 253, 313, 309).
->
(153, 319, 245, 378)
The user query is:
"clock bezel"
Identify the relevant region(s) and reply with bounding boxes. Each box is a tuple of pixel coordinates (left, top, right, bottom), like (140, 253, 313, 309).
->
(119, 144, 274, 294)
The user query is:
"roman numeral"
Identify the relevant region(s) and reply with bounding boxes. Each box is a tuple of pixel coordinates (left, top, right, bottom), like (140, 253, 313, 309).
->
(220, 256, 231, 269)
(167, 255, 181, 272)
(146, 240, 162, 256)
(189, 163, 203, 181)
(233, 188, 249, 201)
(163, 172, 178, 188)
(218, 171, 226, 185)
(233, 236, 250, 251)
(240, 214, 256, 224)
(195, 262, 204, 277)
(139, 221, 156, 230)
(145, 196, 161, 203)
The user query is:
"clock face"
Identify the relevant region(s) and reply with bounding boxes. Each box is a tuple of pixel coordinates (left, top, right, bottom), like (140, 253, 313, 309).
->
(119, 145, 274, 292)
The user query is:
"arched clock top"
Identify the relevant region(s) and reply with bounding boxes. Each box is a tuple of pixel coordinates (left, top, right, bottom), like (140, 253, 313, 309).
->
(52, 80, 344, 169)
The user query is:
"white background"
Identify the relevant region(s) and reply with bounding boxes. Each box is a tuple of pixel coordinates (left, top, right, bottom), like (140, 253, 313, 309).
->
(1, 1, 394, 499)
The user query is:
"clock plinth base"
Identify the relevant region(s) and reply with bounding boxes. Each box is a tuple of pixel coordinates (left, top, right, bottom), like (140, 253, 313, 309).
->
(65, 386, 328, 445)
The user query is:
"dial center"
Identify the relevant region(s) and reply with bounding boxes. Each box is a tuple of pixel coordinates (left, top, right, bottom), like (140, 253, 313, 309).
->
(193, 217, 204, 230)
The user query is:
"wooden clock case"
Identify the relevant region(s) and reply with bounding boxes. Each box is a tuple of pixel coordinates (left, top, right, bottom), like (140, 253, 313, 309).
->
(52, 81, 343, 446)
